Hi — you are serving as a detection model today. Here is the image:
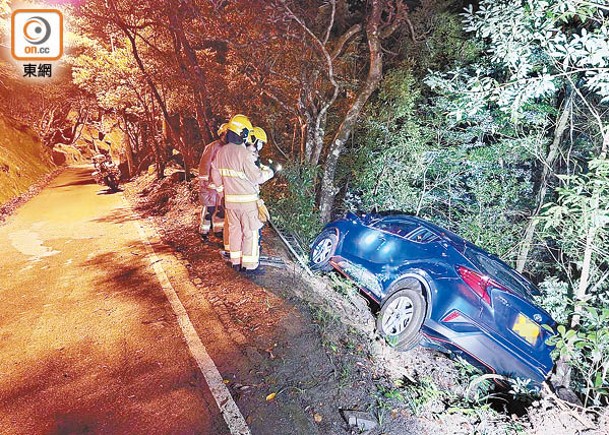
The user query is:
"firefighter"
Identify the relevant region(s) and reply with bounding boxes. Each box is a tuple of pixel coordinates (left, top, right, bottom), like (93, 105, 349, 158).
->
(198, 123, 228, 240)
(211, 115, 274, 273)
(245, 127, 271, 258)
(246, 126, 267, 165)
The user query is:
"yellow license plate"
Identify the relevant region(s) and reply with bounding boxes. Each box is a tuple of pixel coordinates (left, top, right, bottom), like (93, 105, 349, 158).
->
(512, 313, 540, 345)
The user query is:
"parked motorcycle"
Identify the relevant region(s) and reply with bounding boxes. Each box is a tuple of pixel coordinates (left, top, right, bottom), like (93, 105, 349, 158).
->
(92, 153, 121, 191)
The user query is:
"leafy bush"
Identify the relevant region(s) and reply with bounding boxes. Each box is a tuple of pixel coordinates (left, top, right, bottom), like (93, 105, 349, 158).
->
(537, 277, 572, 325)
(265, 163, 323, 244)
(382, 358, 529, 433)
(548, 304, 609, 407)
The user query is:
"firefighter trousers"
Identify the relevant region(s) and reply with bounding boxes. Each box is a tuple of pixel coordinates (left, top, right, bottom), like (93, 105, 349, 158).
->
(199, 205, 225, 235)
(223, 214, 230, 251)
(227, 208, 263, 269)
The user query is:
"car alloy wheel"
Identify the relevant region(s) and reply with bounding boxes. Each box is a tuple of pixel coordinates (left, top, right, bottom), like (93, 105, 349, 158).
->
(309, 230, 337, 271)
(377, 287, 426, 351)
(312, 238, 333, 264)
(381, 295, 414, 335)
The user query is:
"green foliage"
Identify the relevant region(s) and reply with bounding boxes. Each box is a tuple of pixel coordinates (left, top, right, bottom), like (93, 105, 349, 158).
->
(541, 159, 609, 251)
(401, 376, 448, 416)
(537, 277, 572, 325)
(266, 163, 323, 244)
(539, 158, 609, 301)
(457, 0, 609, 115)
(377, 359, 528, 433)
(328, 273, 358, 298)
(347, 64, 536, 258)
(344, 67, 426, 214)
(72, 46, 144, 115)
(507, 377, 541, 404)
(547, 304, 609, 406)
(343, 3, 608, 414)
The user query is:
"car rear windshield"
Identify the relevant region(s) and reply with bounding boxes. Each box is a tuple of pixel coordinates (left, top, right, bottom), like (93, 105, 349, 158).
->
(462, 246, 535, 299)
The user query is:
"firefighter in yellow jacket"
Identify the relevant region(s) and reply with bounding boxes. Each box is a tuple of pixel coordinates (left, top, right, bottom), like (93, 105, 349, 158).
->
(211, 115, 274, 272)
(246, 126, 267, 164)
(198, 123, 227, 239)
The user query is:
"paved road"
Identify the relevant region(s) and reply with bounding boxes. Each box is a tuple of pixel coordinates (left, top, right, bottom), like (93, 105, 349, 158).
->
(0, 168, 236, 434)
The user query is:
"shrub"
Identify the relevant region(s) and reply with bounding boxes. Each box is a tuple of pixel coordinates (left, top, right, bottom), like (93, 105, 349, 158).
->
(265, 163, 323, 245)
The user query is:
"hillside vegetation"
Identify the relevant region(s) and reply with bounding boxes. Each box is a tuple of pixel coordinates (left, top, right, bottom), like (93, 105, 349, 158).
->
(0, 115, 55, 205)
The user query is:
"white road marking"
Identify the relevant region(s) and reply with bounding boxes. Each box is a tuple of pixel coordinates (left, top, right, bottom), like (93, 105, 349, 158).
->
(129, 211, 251, 435)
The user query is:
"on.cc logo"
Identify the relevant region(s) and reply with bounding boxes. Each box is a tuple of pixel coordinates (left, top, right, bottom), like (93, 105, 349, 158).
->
(11, 9, 63, 61)
(23, 16, 52, 45)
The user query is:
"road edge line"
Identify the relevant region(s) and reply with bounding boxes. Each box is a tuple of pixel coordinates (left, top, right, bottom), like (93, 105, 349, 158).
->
(128, 211, 251, 435)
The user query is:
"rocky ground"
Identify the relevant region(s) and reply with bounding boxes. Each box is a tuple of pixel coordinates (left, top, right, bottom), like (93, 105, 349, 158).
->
(120, 168, 606, 435)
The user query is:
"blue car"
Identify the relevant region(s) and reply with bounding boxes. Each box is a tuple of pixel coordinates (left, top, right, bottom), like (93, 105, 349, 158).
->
(309, 212, 556, 383)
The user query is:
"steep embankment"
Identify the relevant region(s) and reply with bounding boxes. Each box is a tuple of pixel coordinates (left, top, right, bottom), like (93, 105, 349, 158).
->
(0, 115, 55, 205)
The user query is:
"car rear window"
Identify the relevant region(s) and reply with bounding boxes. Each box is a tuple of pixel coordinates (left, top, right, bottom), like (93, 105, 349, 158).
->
(462, 247, 534, 299)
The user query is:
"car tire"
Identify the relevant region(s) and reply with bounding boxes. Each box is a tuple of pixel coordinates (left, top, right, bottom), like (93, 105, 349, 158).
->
(310, 230, 338, 271)
(377, 287, 426, 351)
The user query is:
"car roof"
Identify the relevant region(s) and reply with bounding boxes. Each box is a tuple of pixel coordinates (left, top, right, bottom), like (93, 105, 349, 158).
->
(370, 213, 540, 297)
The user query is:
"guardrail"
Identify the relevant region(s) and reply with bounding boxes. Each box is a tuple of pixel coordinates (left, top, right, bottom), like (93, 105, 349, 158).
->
(267, 217, 313, 276)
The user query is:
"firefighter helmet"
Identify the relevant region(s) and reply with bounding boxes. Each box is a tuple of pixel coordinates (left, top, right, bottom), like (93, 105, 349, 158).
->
(226, 114, 253, 142)
(217, 123, 228, 136)
(249, 126, 267, 151)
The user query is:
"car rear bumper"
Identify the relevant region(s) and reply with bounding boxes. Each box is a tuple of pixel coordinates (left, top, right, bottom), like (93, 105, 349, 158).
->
(422, 319, 552, 384)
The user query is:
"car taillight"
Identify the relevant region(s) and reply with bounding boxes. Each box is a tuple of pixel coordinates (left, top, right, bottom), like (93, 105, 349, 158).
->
(457, 266, 491, 305)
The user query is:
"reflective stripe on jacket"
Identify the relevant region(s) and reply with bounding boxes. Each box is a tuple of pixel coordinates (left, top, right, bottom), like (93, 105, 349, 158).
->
(211, 142, 273, 210)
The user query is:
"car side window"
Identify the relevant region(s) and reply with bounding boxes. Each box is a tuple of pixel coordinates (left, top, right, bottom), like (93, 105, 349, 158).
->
(374, 219, 418, 238)
(407, 227, 440, 243)
(373, 218, 439, 243)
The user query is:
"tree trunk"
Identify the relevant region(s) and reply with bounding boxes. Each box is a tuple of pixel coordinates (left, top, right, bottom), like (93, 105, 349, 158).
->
(319, 0, 384, 223)
(554, 223, 597, 388)
(311, 111, 327, 165)
(171, 1, 213, 145)
(516, 94, 572, 272)
(121, 113, 135, 178)
(303, 110, 315, 163)
(109, 0, 185, 179)
(571, 225, 596, 327)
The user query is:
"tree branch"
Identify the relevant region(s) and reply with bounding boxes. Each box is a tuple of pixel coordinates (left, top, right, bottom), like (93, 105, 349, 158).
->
(381, 0, 407, 39)
(330, 23, 362, 60)
(322, 0, 336, 45)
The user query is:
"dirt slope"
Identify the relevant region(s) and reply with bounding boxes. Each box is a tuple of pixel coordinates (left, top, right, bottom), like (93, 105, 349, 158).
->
(0, 115, 55, 205)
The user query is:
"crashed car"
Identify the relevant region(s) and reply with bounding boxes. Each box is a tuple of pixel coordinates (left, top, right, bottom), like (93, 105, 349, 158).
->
(309, 212, 556, 383)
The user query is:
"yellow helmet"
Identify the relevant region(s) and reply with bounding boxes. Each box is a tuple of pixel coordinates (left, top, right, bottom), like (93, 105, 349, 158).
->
(252, 127, 267, 143)
(248, 126, 267, 150)
(226, 114, 253, 142)
(217, 123, 228, 136)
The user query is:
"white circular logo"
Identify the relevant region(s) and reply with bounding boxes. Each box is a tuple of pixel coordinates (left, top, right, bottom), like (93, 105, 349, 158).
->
(23, 16, 51, 45)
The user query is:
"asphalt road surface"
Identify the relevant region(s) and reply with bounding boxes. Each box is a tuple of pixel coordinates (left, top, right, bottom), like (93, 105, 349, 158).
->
(0, 168, 243, 434)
